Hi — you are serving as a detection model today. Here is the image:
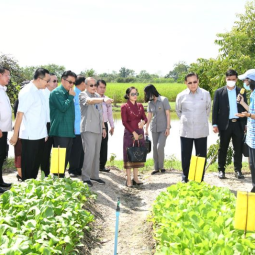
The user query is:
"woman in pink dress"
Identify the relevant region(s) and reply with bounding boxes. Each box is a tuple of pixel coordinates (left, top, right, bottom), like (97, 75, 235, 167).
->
(121, 87, 147, 187)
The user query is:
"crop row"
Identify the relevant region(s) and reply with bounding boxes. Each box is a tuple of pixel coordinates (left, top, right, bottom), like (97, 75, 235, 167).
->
(0, 175, 95, 254)
(151, 182, 255, 254)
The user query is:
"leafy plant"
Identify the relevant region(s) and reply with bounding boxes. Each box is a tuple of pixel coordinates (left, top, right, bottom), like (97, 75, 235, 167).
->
(109, 153, 117, 166)
(206, 138, 233, 170)
(151, 182, 255, 254)
(0, 175, 95, 254)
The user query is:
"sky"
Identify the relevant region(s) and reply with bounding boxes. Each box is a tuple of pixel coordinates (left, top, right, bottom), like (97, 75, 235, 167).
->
(0, 0, 247, 76)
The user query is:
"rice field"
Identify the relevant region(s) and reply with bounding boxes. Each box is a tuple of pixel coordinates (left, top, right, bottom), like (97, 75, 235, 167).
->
(105, 83, 186, 103)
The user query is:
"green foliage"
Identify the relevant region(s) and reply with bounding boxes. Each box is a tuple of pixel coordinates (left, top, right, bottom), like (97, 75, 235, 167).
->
(165, 61, 189, 83)
(109, 153, 117, 166)
(0, 54, 26, 106)
(22, 64, 66, 81)
(106, 83, 186, 103)
(151, 182, 255, 254)
(190, 1, 255, 96)
(206, 138, 233, 169)
(0, 176, 95, 254)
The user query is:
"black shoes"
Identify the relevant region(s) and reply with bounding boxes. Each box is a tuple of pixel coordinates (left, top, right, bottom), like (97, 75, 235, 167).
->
(0, 187, 6, 193)
(218, 171, 226, 179)
(90, 178, 105, 185)
(235, 171, 245, 179)
(100, 168, 110, 173)
(83, 180, 93, 187)
(0, 182, 12, 188)
(16, 175, 22, 181)
(132, 179, 143, 185)
(151, 169, 166, 175)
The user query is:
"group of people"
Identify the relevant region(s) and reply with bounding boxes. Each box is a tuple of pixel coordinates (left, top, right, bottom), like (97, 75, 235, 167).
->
(0, 66, 254, 193)
(0, 67, 115, 192)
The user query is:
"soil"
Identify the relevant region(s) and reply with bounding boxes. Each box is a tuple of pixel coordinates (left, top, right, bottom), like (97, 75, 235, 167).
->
(3, 167, 253, 255)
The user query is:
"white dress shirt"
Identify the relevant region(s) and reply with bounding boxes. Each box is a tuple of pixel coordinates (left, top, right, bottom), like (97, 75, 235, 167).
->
(42, 87, 51, 123)
(18, 81, 47, 140)
(0, 85, 12, 132)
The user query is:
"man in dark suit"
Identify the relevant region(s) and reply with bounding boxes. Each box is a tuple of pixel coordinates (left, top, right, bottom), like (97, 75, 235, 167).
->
(212, 69, 247, 179)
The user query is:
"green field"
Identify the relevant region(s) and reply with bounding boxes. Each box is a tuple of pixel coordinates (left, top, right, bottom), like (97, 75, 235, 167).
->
(106, 83, 186, 103)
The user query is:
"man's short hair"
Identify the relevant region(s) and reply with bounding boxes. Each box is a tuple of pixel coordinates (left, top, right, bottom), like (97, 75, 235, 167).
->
(49, 72, 56, 76)
(226, 69, 238, 77)
(185, 72, 199, 81)
(34, 68, 50, 80)
(96, 79, 106, 87)
(0, 65, 10, 74)
(75, 75, 86, 86)
(61, 70, 77, 80)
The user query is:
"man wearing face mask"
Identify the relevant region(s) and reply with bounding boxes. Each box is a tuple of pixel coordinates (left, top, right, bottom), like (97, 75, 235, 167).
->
(212, 69, 247, 179)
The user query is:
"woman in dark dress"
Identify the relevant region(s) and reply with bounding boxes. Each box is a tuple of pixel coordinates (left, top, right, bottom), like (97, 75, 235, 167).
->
(121, 87, 147, 187)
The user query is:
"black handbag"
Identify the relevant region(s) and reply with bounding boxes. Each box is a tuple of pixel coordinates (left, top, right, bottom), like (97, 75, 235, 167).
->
(145, 136, 151, 153)
(243, 134, 249, 157)
(127, 140, 147, 162)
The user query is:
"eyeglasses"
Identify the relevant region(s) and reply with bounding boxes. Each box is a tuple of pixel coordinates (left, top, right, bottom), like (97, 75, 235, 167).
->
(89, 84, 97, 87)
(40, 78, 50, 83)
(53, 80, 58, 83)
(187, 81, 198, 85)
(64, 79, 75, 85)
(130, 92, 139, 96)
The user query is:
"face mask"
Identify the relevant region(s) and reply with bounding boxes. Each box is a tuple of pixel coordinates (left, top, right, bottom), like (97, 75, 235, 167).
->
(226, 81, 236, 87)
(244, 83, 251, 91)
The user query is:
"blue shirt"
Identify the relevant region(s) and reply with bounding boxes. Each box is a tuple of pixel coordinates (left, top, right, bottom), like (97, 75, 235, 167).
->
(246, 90, 255, 149)
(227, 87, 239, 119)
(74, 86, 82, 135)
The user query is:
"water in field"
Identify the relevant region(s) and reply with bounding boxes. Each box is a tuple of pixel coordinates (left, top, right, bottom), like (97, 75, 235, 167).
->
(108, 112, 218, 160)
(7, 112, 218, 160)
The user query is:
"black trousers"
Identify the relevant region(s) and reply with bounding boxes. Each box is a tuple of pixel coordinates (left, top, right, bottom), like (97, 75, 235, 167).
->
(21, 138, 45, 181)
(218, 121, 244, 173)
(69, 135, 84, 175)
(53, 136, 73, 176)
(40, 123, 53, 176)
(0, 132, 8, 183)
(100, 122, 108, 169)
(180, 137, 207, 182)
(248, 146, 255, 189)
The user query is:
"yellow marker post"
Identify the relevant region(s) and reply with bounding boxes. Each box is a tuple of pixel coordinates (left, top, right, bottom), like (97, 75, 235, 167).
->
(188, 156, 206, 182)
(50, 147, 66, 177)
(234, 191, 255, 237)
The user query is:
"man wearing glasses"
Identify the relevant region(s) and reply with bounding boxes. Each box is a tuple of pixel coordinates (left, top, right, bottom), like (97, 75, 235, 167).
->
(79, 77, 113, 187)
(176, 72, 211, 183)
(49, 70, 77, 177)
(40, 73, 58, 176)
(10, 68, 49, 181)
(0, 66, 12, 193)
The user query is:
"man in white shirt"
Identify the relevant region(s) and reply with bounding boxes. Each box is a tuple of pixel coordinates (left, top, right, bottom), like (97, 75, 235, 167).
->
(40, 73, 58, 176)
(0, 66, 12, 193)
(10, 68, 49, 181)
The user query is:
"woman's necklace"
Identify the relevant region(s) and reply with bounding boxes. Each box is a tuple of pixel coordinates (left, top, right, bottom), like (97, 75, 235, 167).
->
(127, 103, 141, 117)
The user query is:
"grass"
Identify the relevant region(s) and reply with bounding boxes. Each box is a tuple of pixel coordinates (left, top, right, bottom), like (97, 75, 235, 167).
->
(2, 158, 15, 172)
(106, 156, 250, 174)
(106, 83, 186, 104)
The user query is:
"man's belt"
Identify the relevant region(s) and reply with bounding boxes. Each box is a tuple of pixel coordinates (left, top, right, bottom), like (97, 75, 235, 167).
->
(229, 118, 239, 122)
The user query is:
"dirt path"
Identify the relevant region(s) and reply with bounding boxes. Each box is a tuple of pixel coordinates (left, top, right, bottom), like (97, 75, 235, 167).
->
(3, 168, 253, 255)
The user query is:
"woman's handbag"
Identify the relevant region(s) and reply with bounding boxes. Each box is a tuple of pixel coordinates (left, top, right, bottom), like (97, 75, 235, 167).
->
(243, 134, 249, 157)
(127, 140, 147, 162)
(145, 136, 151, 153)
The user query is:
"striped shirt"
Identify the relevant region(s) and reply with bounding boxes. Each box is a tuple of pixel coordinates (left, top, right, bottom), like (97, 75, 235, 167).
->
(246, 90, 255, 149)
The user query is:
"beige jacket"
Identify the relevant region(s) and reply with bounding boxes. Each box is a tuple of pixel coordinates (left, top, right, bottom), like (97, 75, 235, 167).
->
(176, 87, 211, 138)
